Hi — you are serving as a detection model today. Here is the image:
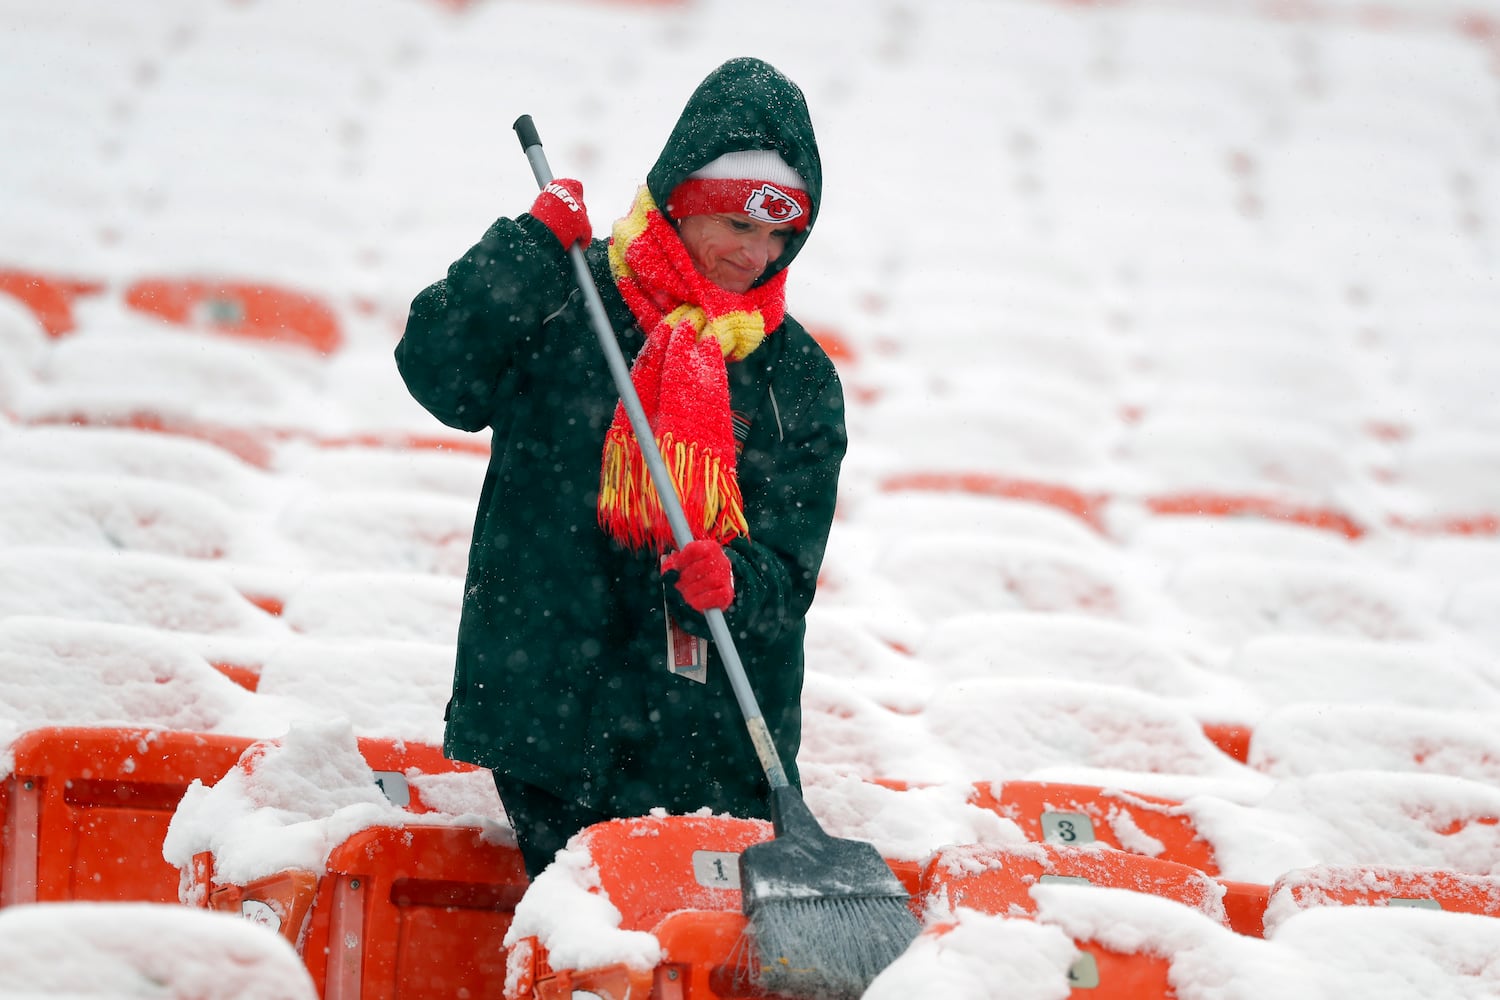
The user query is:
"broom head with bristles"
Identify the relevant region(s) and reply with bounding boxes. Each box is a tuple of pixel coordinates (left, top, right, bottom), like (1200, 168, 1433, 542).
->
(739, 786, 920, 999)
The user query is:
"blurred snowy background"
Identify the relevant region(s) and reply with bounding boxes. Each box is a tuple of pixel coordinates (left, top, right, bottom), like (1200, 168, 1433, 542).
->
(3, 0, 1500, 996)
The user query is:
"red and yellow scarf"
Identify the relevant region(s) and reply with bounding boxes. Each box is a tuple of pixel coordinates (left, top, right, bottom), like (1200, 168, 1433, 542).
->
(599, 186, 787, 553)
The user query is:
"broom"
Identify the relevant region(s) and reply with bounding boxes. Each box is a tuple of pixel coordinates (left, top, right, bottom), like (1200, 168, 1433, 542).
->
(514, 115, 919, 999)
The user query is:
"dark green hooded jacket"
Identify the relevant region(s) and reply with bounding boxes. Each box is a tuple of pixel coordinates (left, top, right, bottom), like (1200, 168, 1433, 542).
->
(394, 58, 845, 821)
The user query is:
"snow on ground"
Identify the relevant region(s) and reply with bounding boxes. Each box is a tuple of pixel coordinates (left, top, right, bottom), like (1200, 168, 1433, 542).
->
(2, 0, 1500, 995)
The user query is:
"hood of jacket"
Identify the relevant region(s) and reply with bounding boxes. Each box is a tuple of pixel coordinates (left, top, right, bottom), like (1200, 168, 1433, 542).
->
(646, 57, 822, 287)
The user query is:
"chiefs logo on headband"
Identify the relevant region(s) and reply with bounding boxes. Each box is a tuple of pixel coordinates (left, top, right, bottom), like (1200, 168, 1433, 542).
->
(743, 183, 804, 225)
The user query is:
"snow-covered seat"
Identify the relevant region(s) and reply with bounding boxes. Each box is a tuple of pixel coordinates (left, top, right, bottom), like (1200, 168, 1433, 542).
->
(1261, 119, 1464, 226)
(968, 779, 1219, 875)
(1311, 24, 1495, 121)
(0, 902, 318, 999)
(0, 267, 104, 337)
(122, 277, 343, 354)
(271, 437, 488, 500)
(0, 424, 268, 502)
(0, 548, 288, 637)
(1364, 273, 1500, 355)
(913, 612, 1233, 706)
(847, 491, 1109, 551)
(193, 822, 525, 999)
(1118, 410, 1361, 499)
(273, 488, 476, 577)
(798, 673, 956, 787)
(920, 841, 1229, 926)
(1222, 635, 1500, 718)
(1387, 430, 1500, 532)
(920, 678, 1252, 782)
(1265, 863, 1500, 932)
(0, 294, 49, 412)
(1039, 107, 1248, 242)
(876, 472, 1109, 534)
(859, 397, 1109, 482)
(504, 814, 774, 1000)
(277, 571, 462, 645)
(0, 470, 240, 558)
(876, 536, 1147, 623)
(1164, 552, 1441, 644)
(868, 900, 1178, 999)
(250, 637, 455, 744)
(0, 615, 282, 738)
(1444, 576, 1500, 655)
(1124, 251, 1330, 334)
(1401, 346, 1500, 432)
(1137, 336, 1372, 432)
(172, 721, 520, 994)
(1188, 771, 1500, 882)
(19, 320, 330, 425)
(1249, 703, 1500, 786)
(885, 877, 1500, 997)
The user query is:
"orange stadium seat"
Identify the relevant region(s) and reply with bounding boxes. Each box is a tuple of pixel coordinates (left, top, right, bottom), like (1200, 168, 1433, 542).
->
(1390, 512, 1500, 536)
(27, 409, 278, 469)
(581, 814, 771, 930)
(881, 472, 1110, 534)
(1144, 492, 1366, 540)
(188, 734, 521, 997)
(1220, 879, 1272, 939)
(970, 780, 1220, 874)
(122, 277, 342, 354)
(192, 861, 320, 943)
(2, 726, 254, 906)
(0, 268, 105, 337)
(308, 431, 491, 458)
(0, 780, 8, 899)
(354, 735, 483, 814)
(1063, 939, 1177, 998)
(1200, 721, 1254, 763)
(509, 918, 743, 1000)
(207, 814, 811, 1000)
(921, 842, 1229, 926)
(198, 824, 527, 999)
(314, 825, 527, 1000)
(1268, 863, 1500, 926)
(807, 324, 858, 365)
(209, 659, 263, 691)
(915, 919, 1179, 999)
(506, 815, 789, 1000)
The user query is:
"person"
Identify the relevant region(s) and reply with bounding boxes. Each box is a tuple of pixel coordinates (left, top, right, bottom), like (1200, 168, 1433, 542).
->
(395, 57, 846, 879)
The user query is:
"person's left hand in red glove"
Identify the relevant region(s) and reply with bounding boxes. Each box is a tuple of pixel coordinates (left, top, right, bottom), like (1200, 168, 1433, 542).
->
(662, 539, 734, 612)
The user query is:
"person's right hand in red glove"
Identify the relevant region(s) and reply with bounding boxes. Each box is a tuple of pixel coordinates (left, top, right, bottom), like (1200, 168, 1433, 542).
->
(529, 179, 591, 250)
(662, 539, 734, 612)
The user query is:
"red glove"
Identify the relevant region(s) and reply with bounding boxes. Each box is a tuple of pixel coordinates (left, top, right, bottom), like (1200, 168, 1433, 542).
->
(662, 539, 734, 612)
(529, 179, 591, 249)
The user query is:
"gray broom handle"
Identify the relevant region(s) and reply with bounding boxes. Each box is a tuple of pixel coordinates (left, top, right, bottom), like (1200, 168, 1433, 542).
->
(514, 115, 791, 792)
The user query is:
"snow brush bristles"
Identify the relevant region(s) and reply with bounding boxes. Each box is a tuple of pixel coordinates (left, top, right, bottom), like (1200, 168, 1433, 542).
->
(740, 787, 920, 999)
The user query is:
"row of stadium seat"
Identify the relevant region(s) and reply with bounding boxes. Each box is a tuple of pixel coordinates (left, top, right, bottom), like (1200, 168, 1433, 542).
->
(502, 811, 1500, 1000)
(6, 725, 1497, 939)
(0, 267, 340, 350)
(8, 267, 1500, 539)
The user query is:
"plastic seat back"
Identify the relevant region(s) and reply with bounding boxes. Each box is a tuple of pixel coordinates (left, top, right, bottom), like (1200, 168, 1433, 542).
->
(1266, 863, 1500, 933)
(574, 814, 773, 932)
(3, 726, 252, 906)
(973, 780, 1219, 874)
(922, 842, 1228, 925)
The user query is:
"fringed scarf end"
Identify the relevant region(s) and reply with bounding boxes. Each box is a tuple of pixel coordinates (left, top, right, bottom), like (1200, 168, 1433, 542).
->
(598, 429, 748, 552)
